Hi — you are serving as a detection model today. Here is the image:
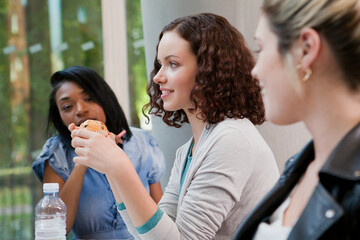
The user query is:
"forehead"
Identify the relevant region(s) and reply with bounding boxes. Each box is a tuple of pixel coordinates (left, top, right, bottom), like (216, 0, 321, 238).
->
(157, 31, 193, 58)
(255, 15, 275, 40)
(55, 81, 83, 98)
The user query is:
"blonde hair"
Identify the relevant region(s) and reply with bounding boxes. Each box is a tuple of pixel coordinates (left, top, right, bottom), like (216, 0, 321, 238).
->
(262, 0, 360, 90)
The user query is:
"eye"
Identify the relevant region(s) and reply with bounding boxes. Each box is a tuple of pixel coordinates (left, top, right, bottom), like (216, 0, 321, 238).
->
(61, 104, 72, 111)
(253, 48, 262, 54)
(253, 48, 262, 59)
(169, 62, 178, 68)
(85, 95, 95, 102)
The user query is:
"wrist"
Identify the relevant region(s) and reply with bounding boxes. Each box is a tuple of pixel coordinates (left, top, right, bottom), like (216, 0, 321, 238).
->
(105, 147, 130, 177)
(74, 163, 88, 172)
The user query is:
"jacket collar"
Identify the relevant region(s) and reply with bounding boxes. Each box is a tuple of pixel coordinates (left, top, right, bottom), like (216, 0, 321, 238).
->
(285, 122, 360, 181)
(320, 122, 360, 181)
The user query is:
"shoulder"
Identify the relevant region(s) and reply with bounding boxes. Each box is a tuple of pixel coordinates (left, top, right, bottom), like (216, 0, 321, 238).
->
(207, 118, 265, 148)
(34, 135, 63, 162)
(214, 118, 258, 135)
(32, 135, 68, 182)
(197, 118, 275, 169)
(126, 127, 160, 148)
(123, 127, 164, 164)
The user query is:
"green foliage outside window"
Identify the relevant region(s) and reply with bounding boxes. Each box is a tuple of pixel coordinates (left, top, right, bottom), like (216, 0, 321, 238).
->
(0, 0, 148, 239)
(126, 0, 148, 127)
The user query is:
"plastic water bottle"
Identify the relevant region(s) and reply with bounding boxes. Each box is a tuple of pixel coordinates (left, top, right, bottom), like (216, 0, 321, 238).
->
(35, 183, 67, 240)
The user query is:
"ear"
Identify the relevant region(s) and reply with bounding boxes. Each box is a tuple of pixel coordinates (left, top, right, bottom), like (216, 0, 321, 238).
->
(298, 28, 321, 68)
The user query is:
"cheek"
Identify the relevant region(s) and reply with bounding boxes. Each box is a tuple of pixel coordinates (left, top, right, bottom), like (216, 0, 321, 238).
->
(94, 106, 106, 123)
(59, 112, 73, 127)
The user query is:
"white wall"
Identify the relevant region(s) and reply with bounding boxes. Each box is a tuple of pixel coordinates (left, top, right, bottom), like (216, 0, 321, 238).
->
(140, 0, 311, 187)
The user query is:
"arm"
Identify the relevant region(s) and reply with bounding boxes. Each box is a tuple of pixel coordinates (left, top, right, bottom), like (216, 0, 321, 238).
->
(149, 182, 163, 204)
(43, 161, 87, 235)
(71, 129, 181, 239)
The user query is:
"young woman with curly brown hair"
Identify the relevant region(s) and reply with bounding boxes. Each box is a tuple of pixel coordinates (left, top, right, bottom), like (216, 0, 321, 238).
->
(69, 13, 279, 239)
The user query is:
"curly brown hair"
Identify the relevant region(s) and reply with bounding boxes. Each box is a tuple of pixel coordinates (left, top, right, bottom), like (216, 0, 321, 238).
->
(143, 13, 265, 127)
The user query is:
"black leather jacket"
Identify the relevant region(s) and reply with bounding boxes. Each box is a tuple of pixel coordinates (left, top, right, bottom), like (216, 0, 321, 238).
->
(233, 123, 360, 240)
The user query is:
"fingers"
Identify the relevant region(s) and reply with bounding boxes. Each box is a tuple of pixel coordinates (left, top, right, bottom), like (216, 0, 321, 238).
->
(68, 123, 78, 131)
(71, 134, 87, 148)
(73, 146, 87, 159)
(71, 128, 97, 139)
(117, 130, 127, 138)
(115, 130, 126, 144)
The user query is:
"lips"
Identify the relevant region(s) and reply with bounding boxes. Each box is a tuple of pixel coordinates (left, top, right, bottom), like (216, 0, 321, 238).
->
(161, 90, 173, 94)
(76, 118, 96, 127)
(259, 81, 266, 95)
(160, 88, 174, 99)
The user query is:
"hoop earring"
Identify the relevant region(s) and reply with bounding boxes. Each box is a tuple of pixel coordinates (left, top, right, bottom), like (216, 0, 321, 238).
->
(296, 64, 312, 82)
(303, 68, 312, 82)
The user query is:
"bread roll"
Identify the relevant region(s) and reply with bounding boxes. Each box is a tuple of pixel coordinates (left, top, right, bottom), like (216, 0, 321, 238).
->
(79, 120, 108, 136)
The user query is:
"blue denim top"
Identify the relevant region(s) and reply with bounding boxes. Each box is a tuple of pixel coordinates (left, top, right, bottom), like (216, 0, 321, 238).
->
(32, 127, 166, 239)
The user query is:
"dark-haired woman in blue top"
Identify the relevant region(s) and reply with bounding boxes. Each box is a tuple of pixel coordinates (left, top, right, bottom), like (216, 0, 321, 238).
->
(32, 66, 166, 239)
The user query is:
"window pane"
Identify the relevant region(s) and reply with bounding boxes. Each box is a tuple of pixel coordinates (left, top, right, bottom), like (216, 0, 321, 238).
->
(126, 0, 150, 129)
(0, 0, 103, 239)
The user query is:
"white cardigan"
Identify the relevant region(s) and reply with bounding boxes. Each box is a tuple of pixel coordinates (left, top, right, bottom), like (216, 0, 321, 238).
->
(119, 118, 279, 240)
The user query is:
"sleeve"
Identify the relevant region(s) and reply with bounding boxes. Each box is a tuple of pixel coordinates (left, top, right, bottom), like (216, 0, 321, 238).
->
(32, 136, 72, 182)
(117, 203, 142, 240)
(118, 204, 181, 240)
(32, 137, 57, 182)
(143, 132, 166, 185)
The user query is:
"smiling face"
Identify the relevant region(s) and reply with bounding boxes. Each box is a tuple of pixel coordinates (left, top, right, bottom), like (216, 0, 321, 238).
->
(252, 15, 305, 125)
(55, 81, 106, 127)
(153, 30, 198, 113)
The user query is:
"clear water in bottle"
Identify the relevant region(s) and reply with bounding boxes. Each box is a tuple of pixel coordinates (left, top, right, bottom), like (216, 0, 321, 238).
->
(35, 183, 66, 240)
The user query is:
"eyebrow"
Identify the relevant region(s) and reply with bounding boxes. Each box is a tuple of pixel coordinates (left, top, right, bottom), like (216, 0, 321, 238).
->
(57, 96, 69, 104)
(57, 90, 86, 104)
(157, 54, 180, 63)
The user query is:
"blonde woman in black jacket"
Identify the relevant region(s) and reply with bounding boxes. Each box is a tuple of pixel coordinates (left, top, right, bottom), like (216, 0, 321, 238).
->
(234, 0, 360, 239)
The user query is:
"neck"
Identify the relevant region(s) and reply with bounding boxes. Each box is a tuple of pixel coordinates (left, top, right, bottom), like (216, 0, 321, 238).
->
(185, 109, 206, 151)
(304, 86, 360, 165)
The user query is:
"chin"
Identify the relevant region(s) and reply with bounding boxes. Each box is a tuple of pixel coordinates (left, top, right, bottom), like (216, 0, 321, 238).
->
(265, 108, 298, 125)
(163, 104, 177, 112)
(266, 112, 298, 126)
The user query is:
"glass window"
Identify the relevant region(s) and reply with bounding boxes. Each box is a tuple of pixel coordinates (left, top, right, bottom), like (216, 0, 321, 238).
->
(126, 0, 148, 129)
(0, 0, 103, 238)
(0, 0, 148, 238)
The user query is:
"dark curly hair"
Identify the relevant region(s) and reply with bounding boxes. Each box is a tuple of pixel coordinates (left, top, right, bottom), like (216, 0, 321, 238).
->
(143, 13, 265, 127)
(48, 66, 132, 143)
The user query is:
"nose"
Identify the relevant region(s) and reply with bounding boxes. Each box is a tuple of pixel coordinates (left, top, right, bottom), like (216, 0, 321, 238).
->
(153, 66, 166, 85)
(75, 101, 88, 116)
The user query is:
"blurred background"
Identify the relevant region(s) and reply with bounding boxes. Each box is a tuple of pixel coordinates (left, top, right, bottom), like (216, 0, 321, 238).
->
(0, 0, 147, 238)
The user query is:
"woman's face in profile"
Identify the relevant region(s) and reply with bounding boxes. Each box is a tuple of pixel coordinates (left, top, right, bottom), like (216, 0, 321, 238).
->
(252, 15, 304, 125)
(153, 31, 198, 112)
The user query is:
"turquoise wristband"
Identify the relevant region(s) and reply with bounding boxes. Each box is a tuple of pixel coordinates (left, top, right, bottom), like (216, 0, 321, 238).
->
(136, 208, 164, 234)
(116, 202, 126, 211)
